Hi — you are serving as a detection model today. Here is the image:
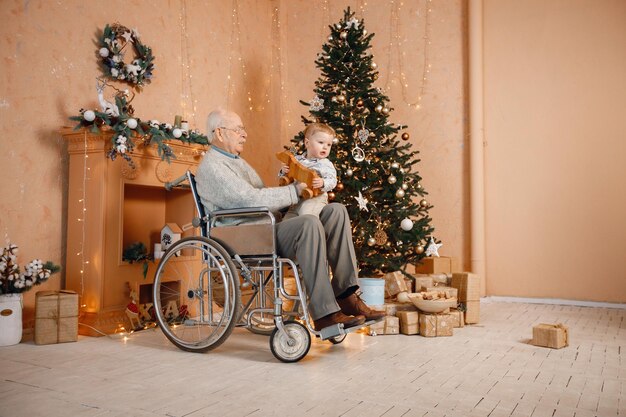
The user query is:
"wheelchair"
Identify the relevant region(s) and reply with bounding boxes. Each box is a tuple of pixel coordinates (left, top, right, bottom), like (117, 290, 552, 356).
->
(152, 171, 373, 362)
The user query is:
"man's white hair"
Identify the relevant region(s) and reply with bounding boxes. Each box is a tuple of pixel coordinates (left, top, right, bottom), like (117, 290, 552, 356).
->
(206, 108, 229, 144)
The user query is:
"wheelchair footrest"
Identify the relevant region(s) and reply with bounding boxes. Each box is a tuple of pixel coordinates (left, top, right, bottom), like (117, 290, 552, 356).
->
(318, 318, 382, 340)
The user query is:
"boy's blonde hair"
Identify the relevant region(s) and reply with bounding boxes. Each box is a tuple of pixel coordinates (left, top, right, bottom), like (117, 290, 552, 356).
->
(303, 122, 335, 139)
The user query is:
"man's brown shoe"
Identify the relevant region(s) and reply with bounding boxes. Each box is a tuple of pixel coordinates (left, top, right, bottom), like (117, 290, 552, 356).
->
(337, 293, 386, 321)
(313, 311, 365, 331)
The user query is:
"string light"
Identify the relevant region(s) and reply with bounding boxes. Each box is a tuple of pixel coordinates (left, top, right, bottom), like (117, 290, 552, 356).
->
(178, 0, 198, 126)
(78, 131, 89, 306)
(384, 0, 433, 110)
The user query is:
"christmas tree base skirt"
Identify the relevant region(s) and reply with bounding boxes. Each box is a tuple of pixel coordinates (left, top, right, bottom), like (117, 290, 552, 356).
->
(0, 294, 23, 346)
(358, 278, 384, 306)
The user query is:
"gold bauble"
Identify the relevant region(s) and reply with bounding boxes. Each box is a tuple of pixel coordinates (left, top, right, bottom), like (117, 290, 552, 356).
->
(388, 175, 397, 184)
(382, 107, 389, 115)
(395, 189, 405, 198)
(374, 229, 388, 245)
(373, 73, 379, 80)
(417, 183, 422, 189)
(331, 96, 338, 103)
(391, 162, 399, 169)
(336, 94, 346, 103)
(335, 182, 344, 191)
(328, 192, 336, 200)
(328, 35, 333, 41)
(375, 104, 383, 113)
(340, 31, 348, 39)
(401, 183, 408, 190)
(356, 99, 364, 107)
(420, 199, 428, 207)
(370, 62, 378, 70)
(367, 237, 376, 246)
(345, 168, 353, 177)
(415, 245, 425, 254)
(401, 132, 410, 140)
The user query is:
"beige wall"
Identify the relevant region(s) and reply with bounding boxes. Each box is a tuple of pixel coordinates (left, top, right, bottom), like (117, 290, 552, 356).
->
(483, 0, 626, 302)
(0, 0, 467, 324)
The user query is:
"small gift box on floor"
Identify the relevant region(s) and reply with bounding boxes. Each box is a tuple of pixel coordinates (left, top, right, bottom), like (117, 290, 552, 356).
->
(448, 309, 465, 328)
(34, 290, 79, 345)
(419, 313, 454, 337)
(396, 311, 419, 335)
(383, 271, 408, 298)
(532, 323, 568, 349)
(368, 316, 399, 335)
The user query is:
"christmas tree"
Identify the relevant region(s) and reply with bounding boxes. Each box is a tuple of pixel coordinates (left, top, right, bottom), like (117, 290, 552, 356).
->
(291, 8, 436, 276)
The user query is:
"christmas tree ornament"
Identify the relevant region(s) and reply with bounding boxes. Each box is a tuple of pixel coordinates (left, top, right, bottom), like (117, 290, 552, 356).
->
(352, 146, 365, 162)
(374, 229, 388, 245)
(336, 94, 346, 103)
(99, 47, 109, 58)
(331, 96, 338, 103)
(345, 168, 353, 177)
(401, 132, 410, 140)
(332, 137, 339, 144)
(172, 128, 182, 138)
(375, 104, 383, 113)
(391, 162, 399, 169)
(401, 183, 408, 190)
(127, 118, 138, 129)
(388, 175, 397, 184)
(336, 183, 344, 191)
(370, 62, 378, 69)
(356, 99, 364, 107)
(357, 128, 370, 143)
(415, 245, 424, 254)
(400, 218, 413, 231)
(399, 168, 405, 174)
(335, 23, 342, 29)
(363, 29, 368, 36)
(340, 31, 348, 40)
(83, 110, 96, 122)
(328, 36, 333, 41)
(382, 107, 390, 115)
(420, 199, 428, 207)
(417, 183, 422, 189)
(309, 95, 324, 112)
(355, 191, 369, 211)
(367, 237, 376, 246)
(424, 237, 442, 257)
(395, 189, 405, 198)
(328, 192, 336, 200)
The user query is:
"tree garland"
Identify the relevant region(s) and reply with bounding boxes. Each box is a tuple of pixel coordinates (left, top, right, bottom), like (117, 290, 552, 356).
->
(98, 23, 155, 88)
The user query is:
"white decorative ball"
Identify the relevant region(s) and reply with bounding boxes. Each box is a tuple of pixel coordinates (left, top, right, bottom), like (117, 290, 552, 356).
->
(367, 237, 376, 246)
(401, 183, 408, 190)
(345, 169, 353, 177)
(99, 48, 109, 58)
(332, 137, 339, 145)
(401, 218, 413, 231)
(83, 110, 96, 122)
(391, 162, 399, 169)
(127, 118, 138, 129)
(388, 175, 397, 184)
(395, 189, 405, 198)
(172, 128, 183, 138)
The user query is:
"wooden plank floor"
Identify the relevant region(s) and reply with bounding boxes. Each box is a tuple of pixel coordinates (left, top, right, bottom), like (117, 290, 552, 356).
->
(0, 300, 624, 417)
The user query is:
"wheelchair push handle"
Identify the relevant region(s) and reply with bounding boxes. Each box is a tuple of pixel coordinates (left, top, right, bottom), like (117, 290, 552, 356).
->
(165, 173, 190, 191)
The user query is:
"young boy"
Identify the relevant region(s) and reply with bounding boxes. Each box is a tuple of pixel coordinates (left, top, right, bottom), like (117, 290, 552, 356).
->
(281, 123, 337, 218)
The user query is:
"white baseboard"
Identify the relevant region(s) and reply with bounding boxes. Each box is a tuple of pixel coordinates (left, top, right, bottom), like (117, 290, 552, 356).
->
(482, 295, 626, 310)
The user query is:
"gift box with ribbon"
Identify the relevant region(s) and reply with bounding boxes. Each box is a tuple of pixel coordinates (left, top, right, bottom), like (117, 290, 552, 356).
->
(34, 290, 79, 345)
(532, 323, 569, 349)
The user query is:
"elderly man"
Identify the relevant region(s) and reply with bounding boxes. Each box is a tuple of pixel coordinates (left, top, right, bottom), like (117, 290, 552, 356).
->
(196, 109, 384, 331)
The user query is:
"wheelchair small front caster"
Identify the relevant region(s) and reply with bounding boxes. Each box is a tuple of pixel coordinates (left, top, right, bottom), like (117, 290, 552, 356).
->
(328, 334, 347, 344)
(270, 321, 311, 363)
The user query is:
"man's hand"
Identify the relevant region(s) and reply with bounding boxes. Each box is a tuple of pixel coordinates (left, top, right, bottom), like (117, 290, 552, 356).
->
(295, 181, 308, 196)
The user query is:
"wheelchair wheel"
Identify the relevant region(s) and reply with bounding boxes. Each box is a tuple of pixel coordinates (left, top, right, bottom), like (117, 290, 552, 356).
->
(153, 237, 240, 353)
(269, 321, 311, 363)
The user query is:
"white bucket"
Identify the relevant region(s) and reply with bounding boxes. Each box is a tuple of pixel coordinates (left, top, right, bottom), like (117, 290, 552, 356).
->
(0, 294, 23, 346)
(358, 278, 385, 306)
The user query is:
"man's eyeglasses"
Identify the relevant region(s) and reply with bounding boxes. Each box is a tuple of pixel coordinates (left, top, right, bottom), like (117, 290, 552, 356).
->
(216, 126, 246, 135)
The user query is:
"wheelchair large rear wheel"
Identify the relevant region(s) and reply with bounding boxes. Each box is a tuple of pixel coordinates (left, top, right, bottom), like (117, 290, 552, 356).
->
(153, 237, 240, 353)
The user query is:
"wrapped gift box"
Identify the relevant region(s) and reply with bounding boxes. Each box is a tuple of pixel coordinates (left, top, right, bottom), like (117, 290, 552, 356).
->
(449, 309, 465, 328)
(430, 273, 449, 286)
(397, 311, 419, 335)
(532, 323, 568, 349)
(463, 300, 480, 324)
(35, 290, 79, 345)
(368, 316, 399, 335)
(451, 272, 480, 301)
(412, 274, 434, 291)
(383, 302, 417, 317)
(404, 277, 415, 293)
(384, 271, 408, 297)
(415, 256, 458, 274)
(419, 313, 454, 337)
